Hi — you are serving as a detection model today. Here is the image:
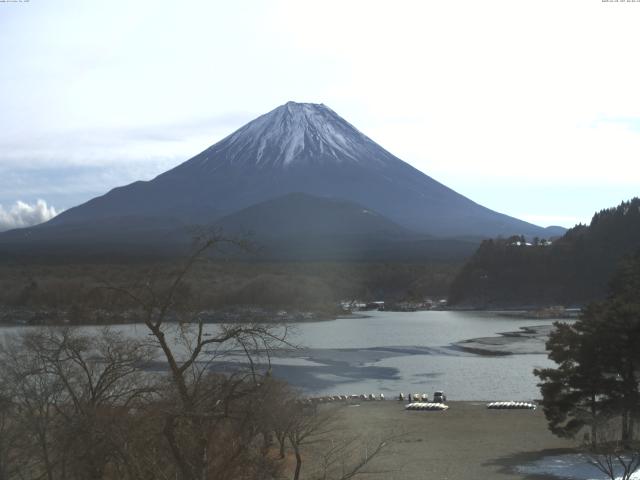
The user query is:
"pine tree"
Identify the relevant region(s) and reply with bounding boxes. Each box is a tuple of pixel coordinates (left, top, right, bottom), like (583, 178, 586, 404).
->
(535, 250, 640, 447)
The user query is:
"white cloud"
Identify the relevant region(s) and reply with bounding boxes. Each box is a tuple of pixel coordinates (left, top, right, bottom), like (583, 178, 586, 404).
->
(0, 200, 60, 232)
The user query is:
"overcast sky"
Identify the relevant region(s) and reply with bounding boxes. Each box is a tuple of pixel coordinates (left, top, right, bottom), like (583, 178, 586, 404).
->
(1, 0, 639, 230)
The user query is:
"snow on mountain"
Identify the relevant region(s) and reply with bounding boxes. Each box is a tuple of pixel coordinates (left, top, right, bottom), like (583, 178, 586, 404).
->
(175, 101, 395, 179)
(196, 102, 380, 168)
(39, 101, 558, 240)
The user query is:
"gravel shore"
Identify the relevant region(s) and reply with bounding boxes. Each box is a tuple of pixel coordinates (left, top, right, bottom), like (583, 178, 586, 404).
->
(306, 400, 576, 480)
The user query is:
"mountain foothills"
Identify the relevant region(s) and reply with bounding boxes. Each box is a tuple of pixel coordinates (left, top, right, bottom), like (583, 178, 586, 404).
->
(449, 198, 640, 308)
(0, 102, 562, 260)
(215, 193, 478, 261)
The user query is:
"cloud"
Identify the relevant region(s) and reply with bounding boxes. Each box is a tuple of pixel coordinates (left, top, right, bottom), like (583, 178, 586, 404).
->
(0, 200, 60, 232)
(0, 113, 252, 171)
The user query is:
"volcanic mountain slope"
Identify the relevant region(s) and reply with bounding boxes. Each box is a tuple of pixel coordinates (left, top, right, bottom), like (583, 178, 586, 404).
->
(215, 192, 410, 238)
(42, 102, 561, 239)
(213, 193, 479, 260)
(0, 192, 480, 260)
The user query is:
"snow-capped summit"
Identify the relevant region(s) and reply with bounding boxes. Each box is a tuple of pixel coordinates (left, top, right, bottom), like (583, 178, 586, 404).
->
(186, 101, 390, 170)
(41, 101, 558, 240)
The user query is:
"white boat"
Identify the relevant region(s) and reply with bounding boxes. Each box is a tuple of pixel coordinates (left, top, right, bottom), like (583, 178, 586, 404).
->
(486, 401, 536, 410)
(405, 402, 449, 411)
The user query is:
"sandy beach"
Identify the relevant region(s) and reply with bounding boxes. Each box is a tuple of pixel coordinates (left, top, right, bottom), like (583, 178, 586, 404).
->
(300, 400, 578, 480)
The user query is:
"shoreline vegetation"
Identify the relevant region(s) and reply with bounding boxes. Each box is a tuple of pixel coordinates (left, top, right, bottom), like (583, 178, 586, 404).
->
(0, 260, 459, 325)
(0, 255, 594, 328)
(0, 305, 340, 327)
(0, 304, 576, 328)
(449, 198, 640, 309)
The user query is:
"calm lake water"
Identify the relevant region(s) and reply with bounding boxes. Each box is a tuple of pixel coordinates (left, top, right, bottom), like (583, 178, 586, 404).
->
(268, 310, 557, 401)
(0, 310, 559, 401)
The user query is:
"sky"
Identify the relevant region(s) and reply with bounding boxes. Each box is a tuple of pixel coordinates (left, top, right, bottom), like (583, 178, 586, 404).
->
(1, 0, 639, 231)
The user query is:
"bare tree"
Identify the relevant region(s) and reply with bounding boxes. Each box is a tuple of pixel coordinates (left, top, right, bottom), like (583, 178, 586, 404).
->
(287, 404, 336, 480)
(108, 235, 292, 480)
(0, 390, 17, 480)
(259, 378, 299, 459)
(585, 416, 640, 480)
(0, 330, 65, 480)
(0, 328, 156, 480)
(285, 402, 394, 480)
(312, 433, 392, 480)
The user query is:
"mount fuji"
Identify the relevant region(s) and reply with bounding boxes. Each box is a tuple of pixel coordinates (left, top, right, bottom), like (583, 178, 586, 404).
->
(0, 102, 563, 258)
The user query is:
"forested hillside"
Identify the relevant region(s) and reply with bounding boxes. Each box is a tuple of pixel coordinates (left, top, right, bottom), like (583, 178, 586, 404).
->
(448, 198, 640, 308)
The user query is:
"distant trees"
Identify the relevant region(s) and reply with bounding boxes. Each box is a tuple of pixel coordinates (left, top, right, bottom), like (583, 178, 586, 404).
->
(449, 197, 640, 308)
(535, 250, 640, 478)
(0, 259, 461, 325)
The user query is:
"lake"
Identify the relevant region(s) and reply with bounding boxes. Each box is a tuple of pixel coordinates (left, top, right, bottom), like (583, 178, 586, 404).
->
(0, 310, 561, 401)
(265, 310, 558, 401)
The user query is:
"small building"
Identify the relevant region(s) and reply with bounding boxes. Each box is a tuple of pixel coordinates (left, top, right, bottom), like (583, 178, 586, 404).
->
(365, 301, 385, 311)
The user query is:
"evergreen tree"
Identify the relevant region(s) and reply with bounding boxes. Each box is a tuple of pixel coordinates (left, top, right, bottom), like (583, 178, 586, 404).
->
(450, 197, 640, 307)
(534, 317, 611, 446)
(535, 250, 640, 447)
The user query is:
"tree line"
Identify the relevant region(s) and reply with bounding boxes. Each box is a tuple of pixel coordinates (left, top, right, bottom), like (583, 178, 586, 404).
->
(449, 198, 640, 308)
(0, 260, 460, 325)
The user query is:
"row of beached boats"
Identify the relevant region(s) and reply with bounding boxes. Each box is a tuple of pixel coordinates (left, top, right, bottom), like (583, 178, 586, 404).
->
(405, 400, 537, 412)
(300, 394, 536, 411)
(303, 393, 386, 403)
(486, 401, 536, 409)
(304, 392, 443, 403)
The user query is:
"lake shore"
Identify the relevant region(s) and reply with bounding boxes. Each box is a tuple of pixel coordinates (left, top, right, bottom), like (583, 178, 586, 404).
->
(454, 324, 556, 355)
(0, 305, 344, 326)
(306, 400, 578, 480)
